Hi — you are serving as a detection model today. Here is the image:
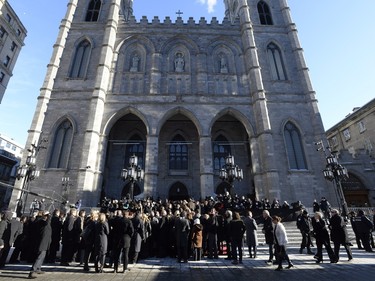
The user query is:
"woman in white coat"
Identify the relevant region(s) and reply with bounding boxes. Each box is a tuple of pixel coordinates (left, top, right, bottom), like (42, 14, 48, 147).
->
(272, 216, 293, 271)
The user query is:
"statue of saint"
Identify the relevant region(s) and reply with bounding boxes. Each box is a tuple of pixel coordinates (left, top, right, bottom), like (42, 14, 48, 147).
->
(122, 0, 133, 22)
(220, 56, 228, 73)
(174, 53, 185, 72)
(130, 54, 139, 72)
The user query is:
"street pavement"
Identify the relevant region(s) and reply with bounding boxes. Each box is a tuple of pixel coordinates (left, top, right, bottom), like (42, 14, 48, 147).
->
(0, 246, 374, 280)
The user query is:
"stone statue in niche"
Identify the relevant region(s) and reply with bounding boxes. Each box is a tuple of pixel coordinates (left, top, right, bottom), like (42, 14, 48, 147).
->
(130, 53, 140, 72)
(122, 0, 133, 22)
(174, 53, 185, 73)
(220, 56, 228, 73)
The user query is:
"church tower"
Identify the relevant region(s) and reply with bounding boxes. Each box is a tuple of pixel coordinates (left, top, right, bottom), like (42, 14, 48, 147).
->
(11, 0, 333, 209)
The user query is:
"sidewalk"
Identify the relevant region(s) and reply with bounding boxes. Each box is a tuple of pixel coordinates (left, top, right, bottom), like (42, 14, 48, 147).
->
(0, 247, 374, 280)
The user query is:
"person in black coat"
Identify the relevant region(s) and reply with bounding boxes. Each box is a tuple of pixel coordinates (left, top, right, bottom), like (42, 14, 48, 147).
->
(28, 211, 52, 279)
(130, 211, 144, 264)
(112, 210, 134, 273)
(9, 215, 27, 263)
(60, 208, 79, 266)
(0, 211, 13, 268)
(175, 211, 190, 263)
(46, 209, 62, 263)
(311, 212, 336, 263)
(353, 209, 374, 252)
(329, 209, 352, 262)
(262, 210, 274, 263)
(296, 210, 314, 255)
(82, 211, 98, 272)
(206, 209, 218, 259)
(229, 212, 246, 264)
(94, 213, 109, 273)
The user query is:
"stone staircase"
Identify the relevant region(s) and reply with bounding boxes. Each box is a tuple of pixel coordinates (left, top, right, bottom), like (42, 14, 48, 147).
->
(255, 221, 356, 247)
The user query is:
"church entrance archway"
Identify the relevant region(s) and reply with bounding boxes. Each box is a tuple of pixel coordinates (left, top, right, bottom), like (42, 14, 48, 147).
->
(121, 182, 142, 199)
(216, 182, 231, 195)
(211, 113, 253, 196)
(168, 182, 189, 201)
(342, 173, 370, 207)
(103, 113, 147, 199)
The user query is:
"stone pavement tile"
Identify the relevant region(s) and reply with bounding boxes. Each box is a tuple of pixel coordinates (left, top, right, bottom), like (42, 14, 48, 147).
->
(0, 247, 374, 280)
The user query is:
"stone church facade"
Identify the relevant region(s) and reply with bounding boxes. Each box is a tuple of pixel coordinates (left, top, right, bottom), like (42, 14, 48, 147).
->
(12, 0, 335, 208)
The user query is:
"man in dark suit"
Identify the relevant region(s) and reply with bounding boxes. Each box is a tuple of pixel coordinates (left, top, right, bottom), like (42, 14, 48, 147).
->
(112, 210, 134, 273)
(175, 211, 191, 263)
(28, 211, 52, 279)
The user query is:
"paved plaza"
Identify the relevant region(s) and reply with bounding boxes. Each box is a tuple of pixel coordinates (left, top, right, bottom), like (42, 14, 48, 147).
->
(0, 246, 374, 281)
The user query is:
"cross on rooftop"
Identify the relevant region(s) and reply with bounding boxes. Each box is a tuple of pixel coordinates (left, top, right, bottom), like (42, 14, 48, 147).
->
(176, 10, 183, 17)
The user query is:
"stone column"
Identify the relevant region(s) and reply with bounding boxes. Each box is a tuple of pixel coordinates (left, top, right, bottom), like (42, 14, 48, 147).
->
(237, 0, 280, 198)
(144, 135, 159, 198)
(150, 52, 162, 94)
(199, 135, 214, 198)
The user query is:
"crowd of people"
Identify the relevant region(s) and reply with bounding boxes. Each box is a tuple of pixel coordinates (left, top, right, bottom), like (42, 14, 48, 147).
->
(0, 194, 374, 278)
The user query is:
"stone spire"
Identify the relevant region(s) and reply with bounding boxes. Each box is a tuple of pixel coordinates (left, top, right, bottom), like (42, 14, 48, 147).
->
(223, 0, 239, 23)
(122, 0, 133, 21)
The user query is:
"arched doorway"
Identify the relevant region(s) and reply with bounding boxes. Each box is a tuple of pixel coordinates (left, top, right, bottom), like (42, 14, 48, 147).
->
(103, 113, 147, 199)
(216, 182, 231, 195)
(121, 182, 142, 199)
(169, 182, 189, 201)
(342, 173, 370, 207)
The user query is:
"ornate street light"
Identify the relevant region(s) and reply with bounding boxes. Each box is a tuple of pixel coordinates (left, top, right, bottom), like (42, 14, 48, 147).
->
(121, 154, 145, 199)
(219, 154, 243, 195)
(316, 141, 349, 217)
(16, 154, 40, 213)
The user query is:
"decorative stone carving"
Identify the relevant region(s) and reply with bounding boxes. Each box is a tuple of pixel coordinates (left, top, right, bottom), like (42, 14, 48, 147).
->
(122, 0, 133, 22)
(174, 52, 185, 72)
(130, 53, 140, 72)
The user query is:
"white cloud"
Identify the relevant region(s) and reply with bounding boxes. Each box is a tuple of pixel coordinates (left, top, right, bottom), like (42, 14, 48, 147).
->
(197, 0, 218, 13)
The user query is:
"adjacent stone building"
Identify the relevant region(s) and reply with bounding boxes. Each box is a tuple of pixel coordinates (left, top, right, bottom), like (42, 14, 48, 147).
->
(0, 0, 27, 103)
(11, 0, 333, 209)
(326, 98, 375, 207)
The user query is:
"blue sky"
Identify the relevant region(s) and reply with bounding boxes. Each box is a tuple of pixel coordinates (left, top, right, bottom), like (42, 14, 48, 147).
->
(1, 0, 374, 146)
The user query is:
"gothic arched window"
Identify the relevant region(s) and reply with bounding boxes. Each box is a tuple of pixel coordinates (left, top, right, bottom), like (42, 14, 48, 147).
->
(257, 1, 273, 25)
(69, 40, 91, 78)
(267, 43, 287, 80)
(48, 120, 73, 168)
(284, 122, 307, 170)
(124, 135, 145, 169)
(169, 135, 188, 170)
(85, 0, 102, 22)
(213, 135, 231, 170)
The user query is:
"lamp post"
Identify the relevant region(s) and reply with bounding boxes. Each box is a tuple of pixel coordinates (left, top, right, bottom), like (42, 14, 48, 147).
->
(61, 177, 73, 201)
(219, 154, 243, 195)
(120, 154, 145, 200)
(16, 152, 40, 213)
(316, 141, 349, 217)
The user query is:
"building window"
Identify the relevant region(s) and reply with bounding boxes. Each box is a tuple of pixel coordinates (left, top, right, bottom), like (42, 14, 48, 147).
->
(257, 1, 273, 25)
(48, 120, 73, 168)
(3, 56, 10, 67)
(0, 26, 7, 38)
(364, 139, 373, 153)
(69, 40, 91, 78)
(358, 121, 366, 133)
(17, 29, 21, 36)
(11, 42, 17, 52)
(124, 135, 145, 169)
(6, 14, 11, 23)
(11, 145, 16, 151)
(213, 135, 231, 171)
(6, 142, 11, 148)
(284, 122, 307, 170)
(85, 0, 102, 22)
(343, 128, 351, 141)
(330, 136, 338, 147)
(169, 134, 188, 170)
(0, 72, 5, 83)
(267, 43, 287, 80)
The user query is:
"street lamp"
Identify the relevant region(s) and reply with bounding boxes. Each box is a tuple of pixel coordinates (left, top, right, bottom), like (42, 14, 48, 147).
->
(219, 154, 243, 195)
(16, 154, 40, 213)
(316, 141, 349, 217)
(121, 154, 145, 199)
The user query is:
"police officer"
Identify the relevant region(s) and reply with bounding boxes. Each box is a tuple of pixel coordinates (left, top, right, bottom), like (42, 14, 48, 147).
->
(353, 210, 373, 252)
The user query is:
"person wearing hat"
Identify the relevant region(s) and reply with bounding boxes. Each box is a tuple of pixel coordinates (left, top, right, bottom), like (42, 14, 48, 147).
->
(191, 218, 203, 261)
(296, 210, 314, 255)
(28, 211, 52, 279)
